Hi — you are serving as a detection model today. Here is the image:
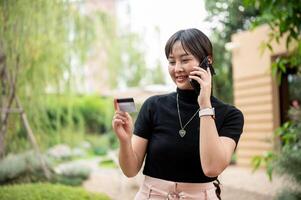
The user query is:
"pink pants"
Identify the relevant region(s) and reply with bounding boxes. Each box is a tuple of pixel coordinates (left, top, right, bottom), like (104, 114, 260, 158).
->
(134, 176, 219, 200)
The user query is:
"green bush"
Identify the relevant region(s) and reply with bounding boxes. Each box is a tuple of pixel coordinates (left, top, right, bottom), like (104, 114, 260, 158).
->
(0, 151, 53, 184)
(85, 133, 119, 156)
(252, 107, 301, 198)
(99, 159, 117, 169)
(0, 151, 92, 186)
(54, 175, 85, 186)
(53, 166, 90, 186)
(4, 94, 115, 155)
(0, 183, 110, 200)
(277, 189, 301, 200)
(45, 95, 114, 134)
(75, 96, 114, 133)
(59, 165, 91, 180)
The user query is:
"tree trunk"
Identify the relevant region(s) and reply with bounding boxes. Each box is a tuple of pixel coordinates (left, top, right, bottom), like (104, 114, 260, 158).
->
(16, 96, 51, 179)
(0, 131, 5, 158)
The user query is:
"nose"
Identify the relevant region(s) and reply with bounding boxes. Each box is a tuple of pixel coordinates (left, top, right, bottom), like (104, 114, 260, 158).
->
(174, 62, 184, 72)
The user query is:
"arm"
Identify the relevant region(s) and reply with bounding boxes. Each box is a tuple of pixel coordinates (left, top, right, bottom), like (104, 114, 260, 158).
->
(119, 135, 148, 177)
(190, 66, 236, 177)
(199, 116, 236, 177)
(112, 111, 148, 177)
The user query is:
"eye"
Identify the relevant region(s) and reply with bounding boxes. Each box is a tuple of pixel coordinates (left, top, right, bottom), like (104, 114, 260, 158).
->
(168, 60, 176, 65)
(182, 59, 190, 63)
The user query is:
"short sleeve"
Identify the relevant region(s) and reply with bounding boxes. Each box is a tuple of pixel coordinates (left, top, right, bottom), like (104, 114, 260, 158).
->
(133, 97, 154, 139)
(219, 105, 244, 144)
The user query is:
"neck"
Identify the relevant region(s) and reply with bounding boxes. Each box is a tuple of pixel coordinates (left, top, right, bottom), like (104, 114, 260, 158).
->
(176, 87, 199, 104)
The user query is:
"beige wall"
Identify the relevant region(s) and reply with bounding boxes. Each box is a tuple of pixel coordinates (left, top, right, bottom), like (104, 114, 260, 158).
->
(231, 25, 290, 166)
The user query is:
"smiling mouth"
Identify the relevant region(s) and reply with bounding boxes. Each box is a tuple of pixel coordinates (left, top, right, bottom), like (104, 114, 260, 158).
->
(176, 75, 189, 82)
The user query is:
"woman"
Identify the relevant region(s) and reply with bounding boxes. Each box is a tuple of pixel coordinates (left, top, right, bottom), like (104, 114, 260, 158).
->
(112, 28, 244, 200)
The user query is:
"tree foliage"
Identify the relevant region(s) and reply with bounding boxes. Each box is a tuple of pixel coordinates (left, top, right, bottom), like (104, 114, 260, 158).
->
(204, 0, 259, 103)
(0, 0, 96, 152)
(0, 0, 153, 155)
(99, 13, 165, 88)
(244, 0, 301, 83)
(253, 108, 301, 200)
(0, 0, 118, 154)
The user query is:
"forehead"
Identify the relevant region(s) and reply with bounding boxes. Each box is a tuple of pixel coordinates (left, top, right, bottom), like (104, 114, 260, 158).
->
(169, 41, 190, 57)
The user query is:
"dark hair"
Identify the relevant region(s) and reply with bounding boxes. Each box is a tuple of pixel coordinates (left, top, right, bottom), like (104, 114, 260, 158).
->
(165, 28, 213, 63)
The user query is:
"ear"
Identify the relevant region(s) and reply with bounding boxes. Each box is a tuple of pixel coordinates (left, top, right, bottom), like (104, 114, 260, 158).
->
(207, 55, 213, 64)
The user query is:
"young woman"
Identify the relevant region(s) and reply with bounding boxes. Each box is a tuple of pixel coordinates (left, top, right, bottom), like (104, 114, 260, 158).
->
(112, 28, 244, 200)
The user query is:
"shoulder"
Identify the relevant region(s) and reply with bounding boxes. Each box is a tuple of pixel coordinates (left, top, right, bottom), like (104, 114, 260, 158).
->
(135, 92, 175, 129)
(211, 96, 244, 121)
(212, 97, 244, 142)
(142, 92, 175, 106)
(226, 104, 244, 118)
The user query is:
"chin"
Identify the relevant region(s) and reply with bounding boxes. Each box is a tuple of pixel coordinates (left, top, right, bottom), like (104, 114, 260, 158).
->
(177, 83, 193, 90)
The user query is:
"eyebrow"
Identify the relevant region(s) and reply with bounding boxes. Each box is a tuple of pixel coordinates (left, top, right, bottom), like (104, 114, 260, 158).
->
(168, 53, 191, 59)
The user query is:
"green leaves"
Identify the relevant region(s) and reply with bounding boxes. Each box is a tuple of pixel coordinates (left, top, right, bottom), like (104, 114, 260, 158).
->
(243, 0, 301, 80)
(271, 57, 290, 84)
(0, 0, 103, 154)
(204, 0, 260, 103)
(251, 151, 276, 181)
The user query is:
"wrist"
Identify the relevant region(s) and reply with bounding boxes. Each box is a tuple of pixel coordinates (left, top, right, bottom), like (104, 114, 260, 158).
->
(199, 102, 212, 109)
(120, 138, 132, 148)
(199, 107, 215, 119)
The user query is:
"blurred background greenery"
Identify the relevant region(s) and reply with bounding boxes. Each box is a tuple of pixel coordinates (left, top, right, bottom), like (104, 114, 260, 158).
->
(0, 0, 300, 199)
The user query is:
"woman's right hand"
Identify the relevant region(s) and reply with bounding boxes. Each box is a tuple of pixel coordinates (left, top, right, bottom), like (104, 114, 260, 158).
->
(112, 111, 133, 143)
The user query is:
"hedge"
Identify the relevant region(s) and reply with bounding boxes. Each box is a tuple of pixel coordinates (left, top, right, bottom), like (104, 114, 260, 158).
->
(0, 183, 110, 200)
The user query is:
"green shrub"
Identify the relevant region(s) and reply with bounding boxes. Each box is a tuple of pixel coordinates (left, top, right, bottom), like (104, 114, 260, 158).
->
(4, 126, 31, 154)
(252, 107, 301, 198)
(75, 96, 114, 133)
(99, 159, 117, 169)
(85, 133, 119, 156)
(5, 94, 115, 155)
(58, 165, 91, 180)
(92, 147, 108, 156)
(0, 151, 53, 184)
(277, 189, 301, 200)
(45, 95, 114, 134)
(0, 183, 110, 200)
(53, 175, 85, 186)
(0, 151, 92, 186)
(52, 164, 91, 186)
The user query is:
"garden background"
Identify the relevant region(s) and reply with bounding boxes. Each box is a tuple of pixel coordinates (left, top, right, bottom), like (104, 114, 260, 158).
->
(0, 0, 300, 199)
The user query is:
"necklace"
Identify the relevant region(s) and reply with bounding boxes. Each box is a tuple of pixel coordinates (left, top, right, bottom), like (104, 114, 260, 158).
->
(176, 93, 200, 137)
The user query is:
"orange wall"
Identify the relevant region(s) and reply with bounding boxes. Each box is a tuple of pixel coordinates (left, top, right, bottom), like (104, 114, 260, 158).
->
(231, 25, 290, 166)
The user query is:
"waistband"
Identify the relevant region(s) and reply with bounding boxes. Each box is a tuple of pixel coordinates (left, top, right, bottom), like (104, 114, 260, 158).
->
(145, 176, 215, 191)
(138, 176, 217, 199)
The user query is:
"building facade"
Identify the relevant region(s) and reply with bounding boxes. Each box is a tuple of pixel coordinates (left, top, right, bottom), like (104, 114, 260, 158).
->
(231, 25, 298, 166)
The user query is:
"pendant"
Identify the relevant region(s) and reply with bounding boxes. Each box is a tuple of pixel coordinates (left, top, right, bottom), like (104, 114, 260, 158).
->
(179, 129, 186, 137)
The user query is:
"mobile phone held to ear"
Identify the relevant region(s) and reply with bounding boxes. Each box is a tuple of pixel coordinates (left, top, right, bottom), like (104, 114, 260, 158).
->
(189, 57, 215, 94)
(114, 98, 136, 113)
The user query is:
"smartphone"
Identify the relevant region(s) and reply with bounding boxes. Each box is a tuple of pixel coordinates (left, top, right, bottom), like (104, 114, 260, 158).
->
(189, 57, 215, 94)
(114, 98, 136, 113)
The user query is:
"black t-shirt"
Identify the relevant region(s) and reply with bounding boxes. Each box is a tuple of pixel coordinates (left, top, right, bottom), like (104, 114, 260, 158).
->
(134, 88, 244, 183)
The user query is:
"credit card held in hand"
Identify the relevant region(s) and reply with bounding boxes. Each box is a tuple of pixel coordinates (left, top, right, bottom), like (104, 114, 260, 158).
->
(114, 98, 136, 113)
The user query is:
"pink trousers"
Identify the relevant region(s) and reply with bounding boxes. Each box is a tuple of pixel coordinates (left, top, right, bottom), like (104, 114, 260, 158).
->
(134, 176, 219, 200)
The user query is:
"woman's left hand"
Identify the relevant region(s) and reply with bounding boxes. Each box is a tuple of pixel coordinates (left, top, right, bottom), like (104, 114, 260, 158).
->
(189, 66, 212, 108)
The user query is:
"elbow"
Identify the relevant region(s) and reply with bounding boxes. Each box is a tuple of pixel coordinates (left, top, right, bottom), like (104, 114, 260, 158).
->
(202, 166, 224, 178)
(124, 172, 137, 178)
(123, 170, 139, 178)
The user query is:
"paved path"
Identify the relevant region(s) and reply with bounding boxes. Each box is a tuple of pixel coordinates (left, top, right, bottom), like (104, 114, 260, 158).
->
(80, 157, 287, 200)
